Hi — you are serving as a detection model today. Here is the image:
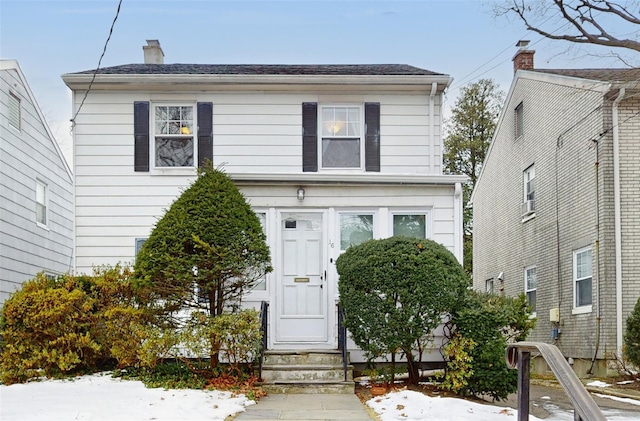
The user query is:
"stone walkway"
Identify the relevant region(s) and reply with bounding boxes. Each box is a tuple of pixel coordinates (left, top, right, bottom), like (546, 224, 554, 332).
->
(232, 393, 376, 421)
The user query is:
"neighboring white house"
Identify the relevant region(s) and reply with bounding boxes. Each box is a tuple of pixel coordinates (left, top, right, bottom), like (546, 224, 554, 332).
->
(62, 40, 466, 360)
(0, 59, 74, 306)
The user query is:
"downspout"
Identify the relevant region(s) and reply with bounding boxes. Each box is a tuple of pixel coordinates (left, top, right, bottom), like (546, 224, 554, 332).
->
(429, 82, 437, 174)
(613, 88, 625, 358)
(454, 182, 463, 264)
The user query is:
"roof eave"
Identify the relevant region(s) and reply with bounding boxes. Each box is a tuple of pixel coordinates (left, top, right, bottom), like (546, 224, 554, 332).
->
(61, 73, 453, 91)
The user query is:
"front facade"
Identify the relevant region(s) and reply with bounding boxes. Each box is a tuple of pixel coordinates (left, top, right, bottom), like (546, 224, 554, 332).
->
(0, 60, 74, 305)
(472, 47, 640, 375)
(62, 41, 465, 360)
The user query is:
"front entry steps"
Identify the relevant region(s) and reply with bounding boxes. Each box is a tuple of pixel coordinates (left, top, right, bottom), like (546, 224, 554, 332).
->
(260, 350, 355, 394)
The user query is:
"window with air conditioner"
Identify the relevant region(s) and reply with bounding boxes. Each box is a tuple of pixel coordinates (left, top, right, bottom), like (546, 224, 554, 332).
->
(522, 164, 535, 218)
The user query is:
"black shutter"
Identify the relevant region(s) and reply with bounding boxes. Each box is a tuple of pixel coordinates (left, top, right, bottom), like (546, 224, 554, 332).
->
(302, 102, 318, 172)
(197, 102, 213, 168)
(364, 102, 380, 172)
(134, 101, 150, 172)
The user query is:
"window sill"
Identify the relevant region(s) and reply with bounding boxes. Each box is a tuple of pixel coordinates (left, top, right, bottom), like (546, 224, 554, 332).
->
(36, 222, 50, 231)
(522, 212, 536, 223)
(151, 167, 198, 176)
(572, 305, 592, 315)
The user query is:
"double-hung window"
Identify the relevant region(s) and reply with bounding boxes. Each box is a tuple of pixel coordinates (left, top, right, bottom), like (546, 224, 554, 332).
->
(153, 105, 195, 167)
(573, 247, 592, 313)
(525, 266, 536, 314)
(339, 213, 374, 252)
(522, 164, 535, 216)
(321, 106, 362, 169)
(35, 179, 48, 226)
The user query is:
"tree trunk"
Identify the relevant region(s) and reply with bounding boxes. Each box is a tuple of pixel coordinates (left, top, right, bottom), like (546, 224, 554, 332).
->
(405, 350, 420, 384)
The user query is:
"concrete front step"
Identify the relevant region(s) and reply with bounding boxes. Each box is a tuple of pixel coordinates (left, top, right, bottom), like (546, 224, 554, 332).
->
(263, 350, 346, 366)
(260, 350, 355, 394)
(261, 380, 355, 394)
(261, 364, 353, 382)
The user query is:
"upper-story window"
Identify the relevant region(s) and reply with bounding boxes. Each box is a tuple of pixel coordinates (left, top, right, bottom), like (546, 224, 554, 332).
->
(153, 105, 195, 167)
(573, 246, 592, 313)
(321, 106, 362, 169)
(9, 91, 21, 131)
(302, 102, 379, 173)
(515, 101, 523, 139)
(35, 179, 48, 227)
(522, 164, 535, 217)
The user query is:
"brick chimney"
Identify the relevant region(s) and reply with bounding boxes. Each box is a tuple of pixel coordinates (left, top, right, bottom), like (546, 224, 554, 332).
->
(143, 40, 164, 64)
(513, 40, 534, 73)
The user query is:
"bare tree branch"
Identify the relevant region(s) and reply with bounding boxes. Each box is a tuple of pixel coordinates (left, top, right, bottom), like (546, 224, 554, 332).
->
(497, 0, 640, 53)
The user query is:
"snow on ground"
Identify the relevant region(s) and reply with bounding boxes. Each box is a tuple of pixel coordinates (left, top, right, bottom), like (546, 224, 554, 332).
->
(366, 389, 544, 421)
(0, 373, 253, 421)
(587, 380, 611, 388)
(594, 393, 640, 406)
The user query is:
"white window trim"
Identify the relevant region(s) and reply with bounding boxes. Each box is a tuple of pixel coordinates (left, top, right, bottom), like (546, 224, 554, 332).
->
(524, 265, 536, 316)
(8, 91, 21, 131)
(572, 246, 593, 314)
(336, 210, 377, 253)
(389, 209, 432, 240)
(522, 164, 535, 221)
(485, 278, 495, 294)
(151, 102, 197, 173)
(35, 179, 49, 229)
(318, 104, 365, 172)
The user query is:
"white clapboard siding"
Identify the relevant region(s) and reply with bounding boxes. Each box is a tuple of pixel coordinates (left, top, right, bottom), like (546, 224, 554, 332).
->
(72, 86, 455, 272)
(1, 62, 74, 304)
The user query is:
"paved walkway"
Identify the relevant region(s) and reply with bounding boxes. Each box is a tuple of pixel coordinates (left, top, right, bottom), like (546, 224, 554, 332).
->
(232, 393, 377, 421)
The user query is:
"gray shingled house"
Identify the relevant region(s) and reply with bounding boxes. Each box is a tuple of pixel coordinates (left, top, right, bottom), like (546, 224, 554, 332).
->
(472, 43, 640, 377)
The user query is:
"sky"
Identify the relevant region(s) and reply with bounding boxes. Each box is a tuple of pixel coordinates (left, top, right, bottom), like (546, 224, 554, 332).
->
(2, 373, 640, 420)
(1, 0, 637, 166)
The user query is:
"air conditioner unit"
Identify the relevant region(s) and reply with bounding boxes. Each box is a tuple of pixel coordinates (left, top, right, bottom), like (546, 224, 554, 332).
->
(521, 199, 535, 216)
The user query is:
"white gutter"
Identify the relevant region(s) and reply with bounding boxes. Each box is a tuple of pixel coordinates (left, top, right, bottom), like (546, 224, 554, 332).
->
(229, 172, 467, 185)
(613, 88, 625, 358)
(429, 82, 437, 173)
(454, 182, 463, 264)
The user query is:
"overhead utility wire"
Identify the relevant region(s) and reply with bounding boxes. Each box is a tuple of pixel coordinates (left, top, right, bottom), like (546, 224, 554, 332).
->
(70, 0, 123, 130)
(450, 14, 567, 90)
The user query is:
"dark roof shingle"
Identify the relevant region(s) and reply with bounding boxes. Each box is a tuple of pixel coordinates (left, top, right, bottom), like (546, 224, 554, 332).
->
(71, 63, 444, 76)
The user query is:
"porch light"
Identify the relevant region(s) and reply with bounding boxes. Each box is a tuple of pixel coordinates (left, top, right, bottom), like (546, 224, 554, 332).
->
(297, 188, 305, 201)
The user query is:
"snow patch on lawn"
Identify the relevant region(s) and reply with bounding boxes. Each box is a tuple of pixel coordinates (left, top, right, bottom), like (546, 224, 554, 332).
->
(0, 373, 253, 421)
(366, 389, 543, 421)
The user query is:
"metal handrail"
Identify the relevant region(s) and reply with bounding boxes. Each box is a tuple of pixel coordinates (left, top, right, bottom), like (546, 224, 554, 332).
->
(506, 341, 606, 421)
(337, 304, 348, 381)
(257, 301, 268, 381)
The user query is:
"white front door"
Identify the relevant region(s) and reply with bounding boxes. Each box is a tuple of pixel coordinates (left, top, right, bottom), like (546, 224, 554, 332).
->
(275, 212, 328, 345)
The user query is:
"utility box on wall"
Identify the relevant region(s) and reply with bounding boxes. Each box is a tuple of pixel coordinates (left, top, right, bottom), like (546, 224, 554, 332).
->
(550, 308, 560, 323)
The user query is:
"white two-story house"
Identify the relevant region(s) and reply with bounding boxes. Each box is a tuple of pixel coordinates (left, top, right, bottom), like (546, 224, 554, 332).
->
(62, 40, 465, 361)
(1, 60, 74, 306)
